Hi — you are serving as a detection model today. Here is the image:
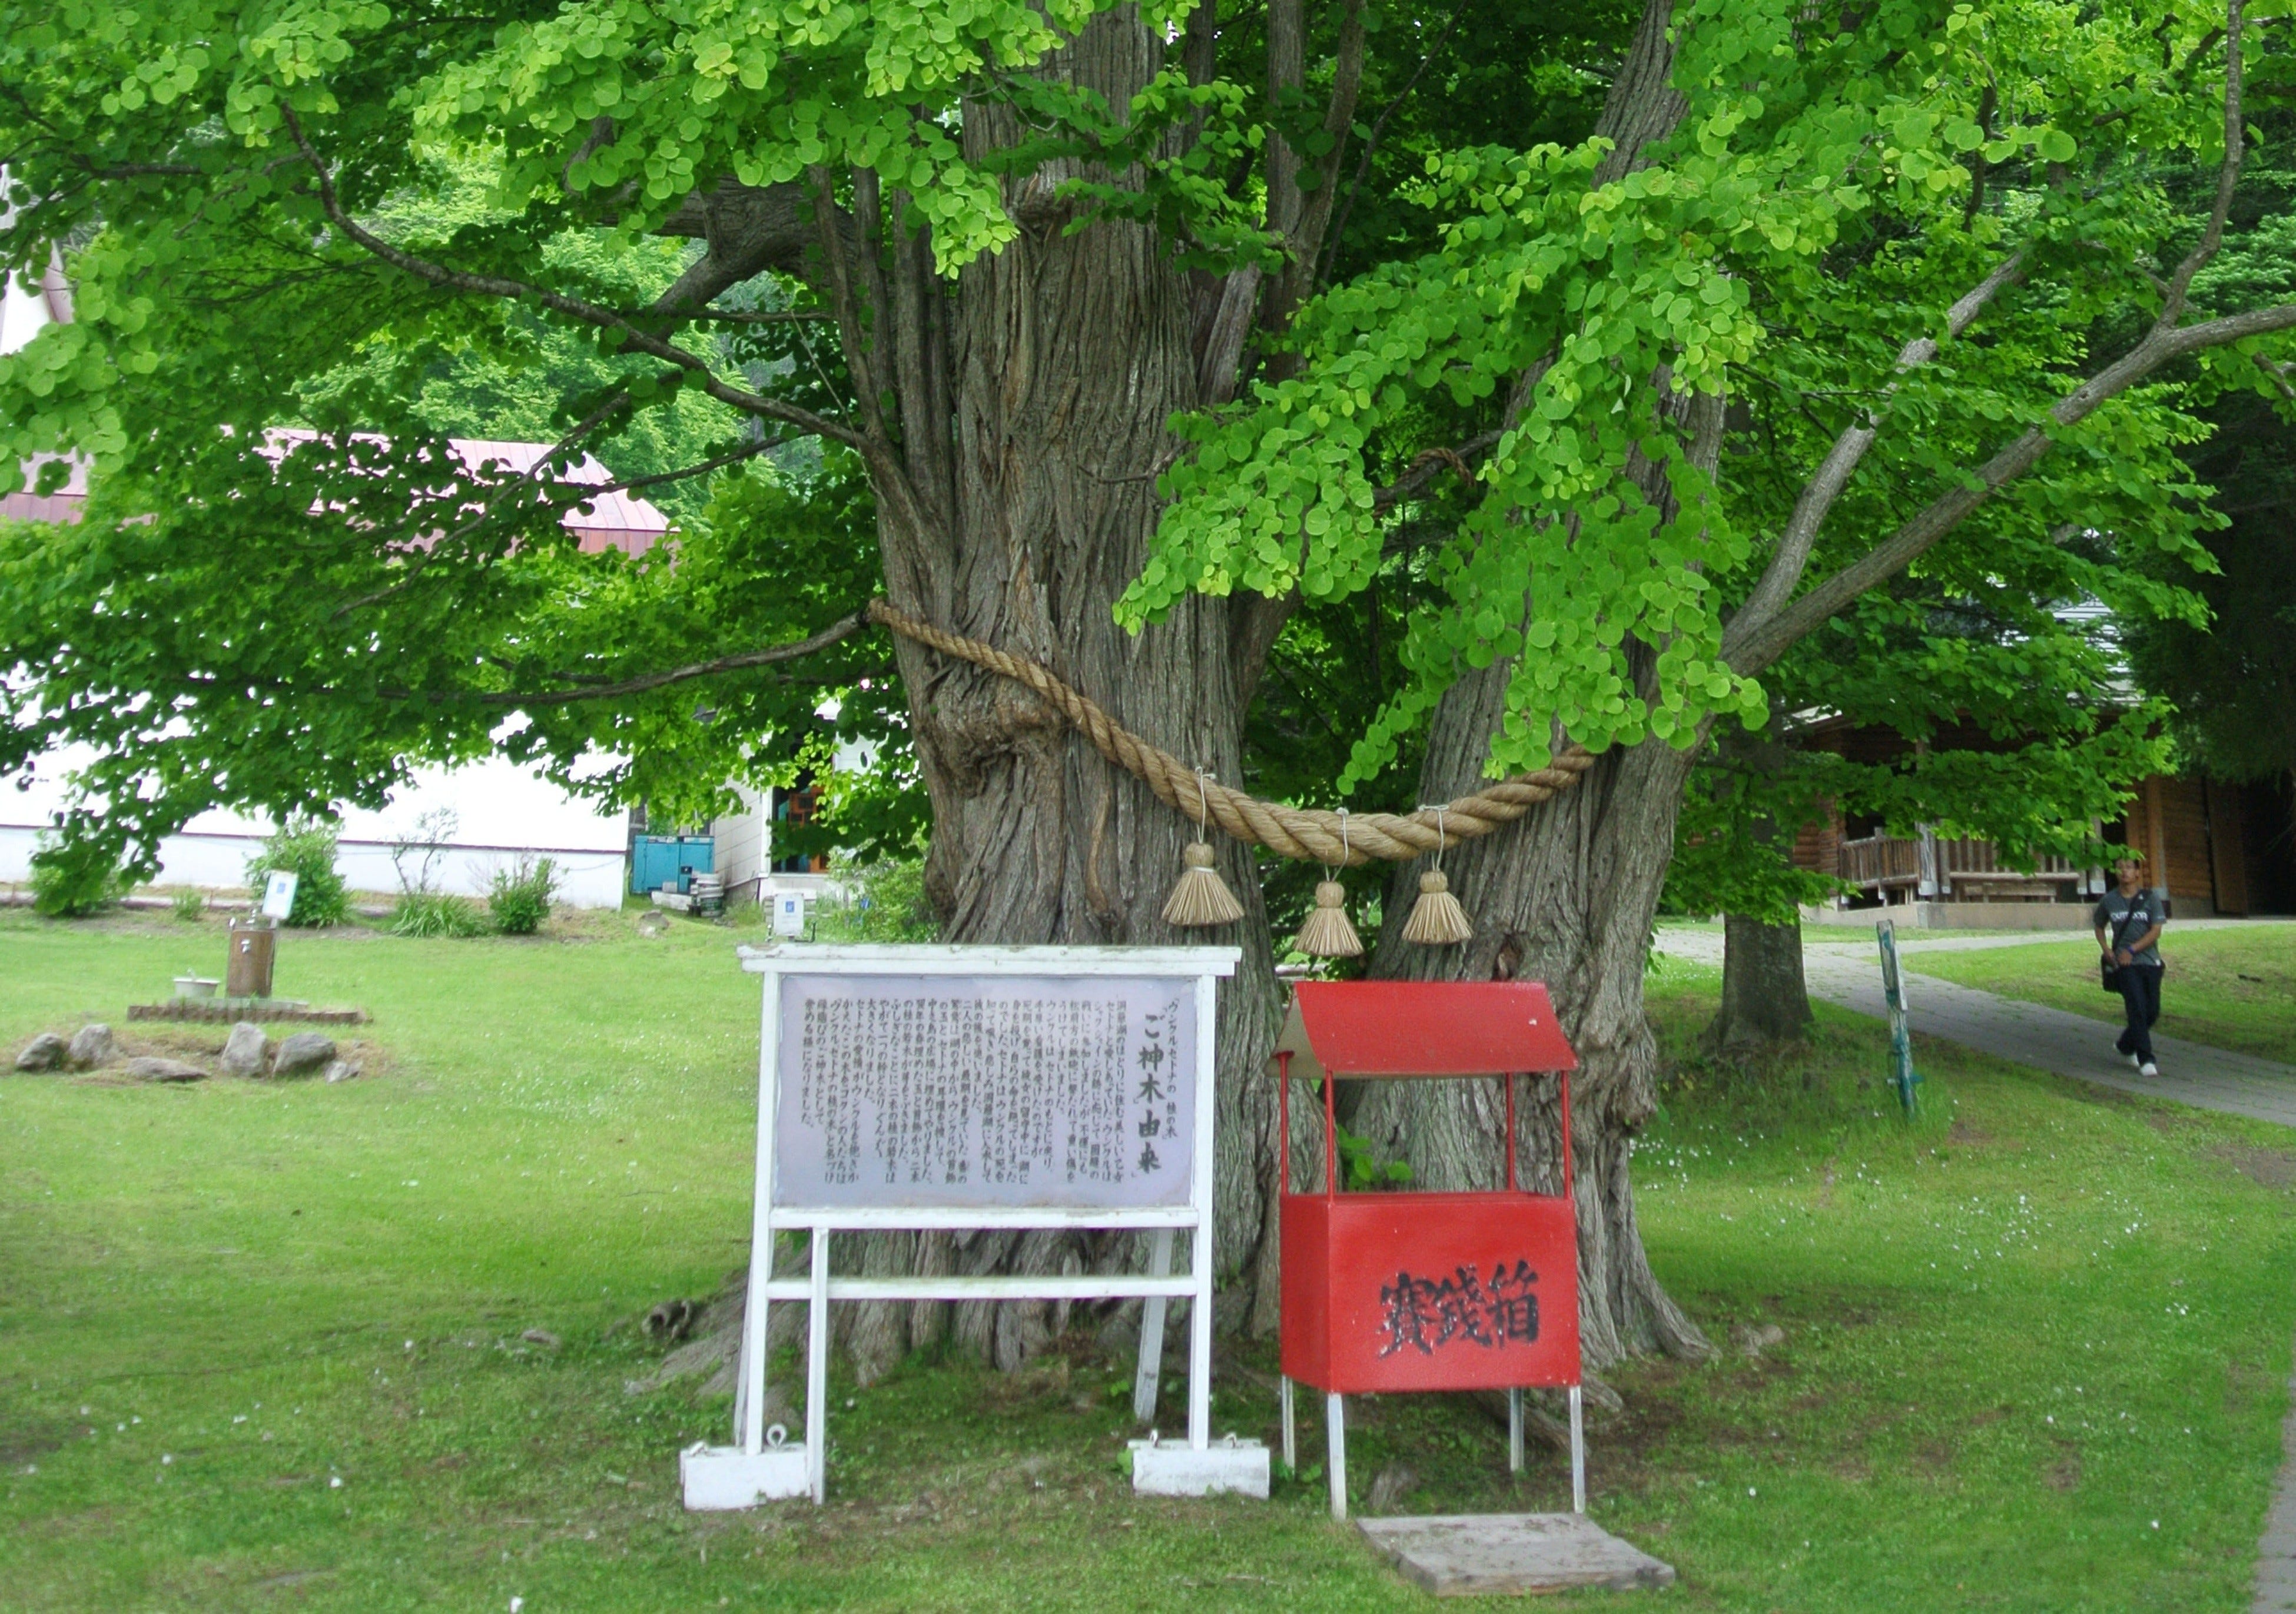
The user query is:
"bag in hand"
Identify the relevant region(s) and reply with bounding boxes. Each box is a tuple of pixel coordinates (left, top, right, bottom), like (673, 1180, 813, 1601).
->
(2100, 954, 2121, 994)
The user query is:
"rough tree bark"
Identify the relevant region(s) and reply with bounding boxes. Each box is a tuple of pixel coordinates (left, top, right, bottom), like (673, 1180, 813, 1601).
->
(1709, 731, 1816, 1051)
(1711, 915, 1815, 1051)
(811, 8, 1366, 1377)
(1346, 0, 1718, 1370)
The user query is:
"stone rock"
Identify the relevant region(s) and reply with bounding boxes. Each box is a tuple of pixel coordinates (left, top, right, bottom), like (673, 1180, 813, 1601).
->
(643, 1298, 700, 1344)
(1366, 1463, 1421, 1514)
(271, 1032, 338, 1078)
(66, 1024, 115, 1070)
(127, 1056, 207, 1082)
(219, 1021, 270, 1078)
(1733, 1322, 1787, 1359)
(15, 1032, 67, 1071)
(321, 1060, 361, 1084)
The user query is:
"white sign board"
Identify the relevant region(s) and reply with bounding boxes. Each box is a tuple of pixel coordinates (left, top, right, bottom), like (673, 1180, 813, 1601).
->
(680, 944, 1260, 1512)
(260, 871, 299, 921)
(772, 892, 806, 936)
(773, 973, 1194, 1210)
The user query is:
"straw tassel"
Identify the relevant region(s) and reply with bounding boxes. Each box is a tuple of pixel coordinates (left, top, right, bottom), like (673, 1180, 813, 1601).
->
(1295, 879, 1363, 957)
(1164, 841, 1245, 927)
(1294, 809, 1362, 957)
(1399, 869, 1473, 945)
(1401, 805, 1472, 945)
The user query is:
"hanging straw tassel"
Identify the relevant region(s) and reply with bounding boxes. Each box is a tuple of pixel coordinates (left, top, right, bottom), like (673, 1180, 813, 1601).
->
(1294, 811, 1362, 957)
(1164, 769, 1245, 927)
(1164, 842, 1245, 926)
(1401, 806, 1473, 945)
(1295, 879, 1363, 957)
(1400, 869, 1473, 945)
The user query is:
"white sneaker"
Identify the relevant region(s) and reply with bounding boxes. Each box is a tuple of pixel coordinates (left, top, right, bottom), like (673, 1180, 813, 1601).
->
(2139, 1061, 2159, 1078)
(2125, 1052, 2142, 1070)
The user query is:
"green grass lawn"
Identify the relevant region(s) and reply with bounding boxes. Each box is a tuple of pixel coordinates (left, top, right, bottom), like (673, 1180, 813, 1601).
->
(3, 912, 2294, 1611)
(1910, 922, 2296, 1065)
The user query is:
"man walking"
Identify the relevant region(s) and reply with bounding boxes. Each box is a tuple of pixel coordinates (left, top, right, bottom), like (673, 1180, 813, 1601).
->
(2093, 858, 2166, 1077)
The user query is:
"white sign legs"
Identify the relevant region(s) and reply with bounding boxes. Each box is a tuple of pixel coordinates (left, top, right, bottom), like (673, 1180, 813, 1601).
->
(681, 945, 1265, 1510)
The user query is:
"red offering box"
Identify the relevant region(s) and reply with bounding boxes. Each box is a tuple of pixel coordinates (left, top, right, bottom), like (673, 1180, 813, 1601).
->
(1280, 1188, 1580, 1395)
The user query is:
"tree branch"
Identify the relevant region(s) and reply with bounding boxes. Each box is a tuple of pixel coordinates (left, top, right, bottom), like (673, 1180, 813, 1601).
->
(1274, 0, 1368, 318)
(1725, 251, 2026, 647)
(448, 605, 880, 706)
(1728, 295, 2296, 675)
(2156, 0, 2245, 327)
(327, 386, 636, 620)
(2255, 351, 2296, 405)
(653, 178, 848, 311)
(1319, 6, 1462, 287)
(1373, 430, 1502, 514)
(276, 107, 864, 451)
(693, 308, 837, 326)
(598, 436, 794, 496)
(1726, 0, 2263, 676)
(805, 165, 891, 449)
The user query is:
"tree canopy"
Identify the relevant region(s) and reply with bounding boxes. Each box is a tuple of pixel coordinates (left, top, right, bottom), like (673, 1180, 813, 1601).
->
(3, 0, 2291, 891)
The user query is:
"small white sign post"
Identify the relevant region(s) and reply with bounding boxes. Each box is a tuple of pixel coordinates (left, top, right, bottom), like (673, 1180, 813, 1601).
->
(771, 892, 806, 937)
(260, 871, 298, 921)
(680, 942, 1265, 1510)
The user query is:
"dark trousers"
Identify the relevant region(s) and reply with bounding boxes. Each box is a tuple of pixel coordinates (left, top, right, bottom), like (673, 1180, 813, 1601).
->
(2115, 967, 2162, 1062)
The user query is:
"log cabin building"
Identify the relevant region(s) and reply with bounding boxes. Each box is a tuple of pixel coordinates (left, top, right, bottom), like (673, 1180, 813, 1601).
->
(1789, 715, 2295, 928)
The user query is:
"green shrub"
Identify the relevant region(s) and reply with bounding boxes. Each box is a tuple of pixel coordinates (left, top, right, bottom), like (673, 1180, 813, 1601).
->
(170, 888, 205, 922)
(245, 819, 350, 928)
(487, 856, 558, 935)
(390, 891, 489, 939)
(813, 851, 938, 942)
(28, 836, 128, 918)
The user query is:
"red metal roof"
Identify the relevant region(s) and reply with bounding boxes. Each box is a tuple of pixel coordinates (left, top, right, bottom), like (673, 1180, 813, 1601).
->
(1270, 979, 1577, 1081)
(6, 436, 672, 557)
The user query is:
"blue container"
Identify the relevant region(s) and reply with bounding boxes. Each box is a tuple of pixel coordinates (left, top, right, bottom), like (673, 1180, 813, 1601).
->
(631, 835, 715, 896)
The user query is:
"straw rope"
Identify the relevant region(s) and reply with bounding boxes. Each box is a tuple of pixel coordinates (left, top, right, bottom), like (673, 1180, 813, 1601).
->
(867, 599, 1594, 867)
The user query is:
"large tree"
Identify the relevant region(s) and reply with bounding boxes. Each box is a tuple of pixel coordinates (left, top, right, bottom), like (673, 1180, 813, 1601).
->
(5, 0, 2292, 1373)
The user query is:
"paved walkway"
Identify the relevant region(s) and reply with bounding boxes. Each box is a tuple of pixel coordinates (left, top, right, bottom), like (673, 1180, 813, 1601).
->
(1654, 924, 2296, 1613)
(2262, 1409, 2296, 1614)
(1654, 925, 2296, 1128)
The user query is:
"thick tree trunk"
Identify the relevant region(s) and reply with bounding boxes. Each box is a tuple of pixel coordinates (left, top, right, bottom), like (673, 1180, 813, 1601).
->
(1710, 915, 1814, 1050)
(1335, 0, 1723, 1374)
(844, 12, 1285, 1376)
(1351, 679, 1713, 1370)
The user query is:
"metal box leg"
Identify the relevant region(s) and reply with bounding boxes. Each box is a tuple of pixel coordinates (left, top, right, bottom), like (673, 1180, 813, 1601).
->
(1508, 1387, 1524, 1475)
(1279, 1376, 1295, 1472)
(1569, 1384, 1585, 1513)
(1326, 1393, 1347, 1520)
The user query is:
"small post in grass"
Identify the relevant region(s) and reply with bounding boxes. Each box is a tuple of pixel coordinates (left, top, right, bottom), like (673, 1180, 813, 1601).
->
(1876, 918, 1921, 1117)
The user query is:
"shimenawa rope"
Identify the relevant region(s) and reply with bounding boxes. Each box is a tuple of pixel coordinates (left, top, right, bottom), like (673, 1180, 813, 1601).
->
(866, 599, 1594, 867)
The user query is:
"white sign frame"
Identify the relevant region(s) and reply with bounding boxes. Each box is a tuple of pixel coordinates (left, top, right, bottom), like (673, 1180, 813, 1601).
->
(681, 942, 1256, 1512)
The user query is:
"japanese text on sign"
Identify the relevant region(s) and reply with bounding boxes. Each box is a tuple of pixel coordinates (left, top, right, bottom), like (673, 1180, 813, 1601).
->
(1376, 1261, 1542, 1358)
(772, 974, 1195, 1209)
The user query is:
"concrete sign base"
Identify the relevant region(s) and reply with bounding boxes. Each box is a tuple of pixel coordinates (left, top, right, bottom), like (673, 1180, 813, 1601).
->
(680, 1442, 808, 1510)
(1128, 1436, 1270, 1498)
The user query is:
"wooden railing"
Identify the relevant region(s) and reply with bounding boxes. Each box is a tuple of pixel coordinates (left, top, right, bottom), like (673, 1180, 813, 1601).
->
(1838, 833, 2083, 894)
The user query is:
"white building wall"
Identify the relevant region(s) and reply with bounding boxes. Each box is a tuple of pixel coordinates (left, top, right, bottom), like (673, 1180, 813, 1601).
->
(2, 748, 629, 908)
(711, 785, 772, 896)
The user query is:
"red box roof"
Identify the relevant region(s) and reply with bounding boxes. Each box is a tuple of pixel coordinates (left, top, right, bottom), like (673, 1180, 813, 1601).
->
(1271, 980, 1577, 1081)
